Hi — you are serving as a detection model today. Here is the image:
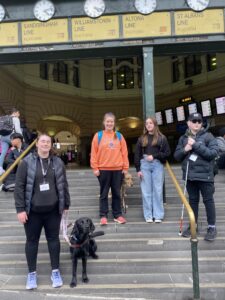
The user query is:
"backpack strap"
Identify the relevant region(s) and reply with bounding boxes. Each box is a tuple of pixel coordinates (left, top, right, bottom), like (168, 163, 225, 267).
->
(116, 131, 122, 141)
(98, 130, 103, 145)
(98, 130, 122, 144)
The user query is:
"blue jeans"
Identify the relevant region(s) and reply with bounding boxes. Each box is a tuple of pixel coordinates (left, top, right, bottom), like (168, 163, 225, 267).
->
(140, 159, 164, 220)
(0, 135, 11, 168)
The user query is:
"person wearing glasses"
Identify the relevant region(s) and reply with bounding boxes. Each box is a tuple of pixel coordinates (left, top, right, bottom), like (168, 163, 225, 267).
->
(174, 113, 219, 241)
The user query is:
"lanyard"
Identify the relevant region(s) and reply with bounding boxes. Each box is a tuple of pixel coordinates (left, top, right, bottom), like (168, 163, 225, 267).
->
(39, 157, 51, 179)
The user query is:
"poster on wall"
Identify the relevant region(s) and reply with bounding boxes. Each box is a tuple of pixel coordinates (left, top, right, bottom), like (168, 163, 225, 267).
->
(200, 99, 212, 117)
(176, 106, 186, 122)
(165, 108, 174, 124)
(215, 96, 225, 115)
(155, 111, 163, 125)
(188, 103, 198, 115)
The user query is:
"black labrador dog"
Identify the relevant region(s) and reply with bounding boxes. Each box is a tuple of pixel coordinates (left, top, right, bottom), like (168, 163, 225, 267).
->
(69, 217, 104, 288)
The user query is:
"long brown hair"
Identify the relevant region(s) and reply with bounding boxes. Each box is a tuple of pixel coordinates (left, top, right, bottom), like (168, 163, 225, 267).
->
(141, 117, 163, 147)
(103, 112, 119, 140)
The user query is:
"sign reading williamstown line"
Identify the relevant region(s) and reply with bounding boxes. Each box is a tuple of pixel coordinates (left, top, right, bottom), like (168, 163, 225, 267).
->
(72, 16, 120, 41)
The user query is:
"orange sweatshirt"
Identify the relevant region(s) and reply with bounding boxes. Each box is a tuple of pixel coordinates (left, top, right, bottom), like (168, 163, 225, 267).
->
(90, 130, 129, 171)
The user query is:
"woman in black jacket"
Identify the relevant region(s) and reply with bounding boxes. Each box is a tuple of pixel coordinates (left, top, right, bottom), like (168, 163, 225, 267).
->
(14, 133, 70, 290)
(134, 117, 171, 223)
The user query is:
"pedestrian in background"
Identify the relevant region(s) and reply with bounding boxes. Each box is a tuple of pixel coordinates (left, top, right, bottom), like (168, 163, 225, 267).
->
(134, 116, 170, 223)
(91, 112, 129, 225)
(174, 113, 219, 241)
(14, 133, 70, 289)
(0, 107, 22, 175)
(2, 133, 27, 192)
(216, 127, 225, 169)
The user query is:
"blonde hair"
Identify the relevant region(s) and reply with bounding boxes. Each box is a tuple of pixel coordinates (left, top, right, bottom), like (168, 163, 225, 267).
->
(141, 116, 163, 147)
(103, 112, 118, 140)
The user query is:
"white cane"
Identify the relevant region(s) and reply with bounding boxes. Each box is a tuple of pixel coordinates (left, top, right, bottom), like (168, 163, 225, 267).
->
(178, 160, 189, 236)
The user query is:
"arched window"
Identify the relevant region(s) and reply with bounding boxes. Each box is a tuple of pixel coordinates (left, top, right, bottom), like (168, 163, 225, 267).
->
(117, 65, 134, 89)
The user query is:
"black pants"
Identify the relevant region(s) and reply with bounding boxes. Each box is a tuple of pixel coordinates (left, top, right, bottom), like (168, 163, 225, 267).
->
(186, 180, 216, 226)
(98, 170, 123, 218)
(24, 209, 61, 272)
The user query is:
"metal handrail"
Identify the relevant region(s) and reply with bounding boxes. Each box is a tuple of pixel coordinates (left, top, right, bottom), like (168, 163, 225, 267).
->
(0, 139, 37, 183)
(165, 161, 200, 300)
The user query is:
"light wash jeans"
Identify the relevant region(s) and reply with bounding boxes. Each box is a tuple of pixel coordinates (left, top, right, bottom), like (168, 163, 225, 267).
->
(140, 158, 164, 221)
(0, 135, 11, 168)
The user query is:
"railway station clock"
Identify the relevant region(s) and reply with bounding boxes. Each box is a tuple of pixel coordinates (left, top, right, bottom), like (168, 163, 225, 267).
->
(33, 0, 55, 22)
(84, 0, 106, 18)
(134, 0, 157, 15)
(186, 0, 210, 11)
(0, 4, 5, 22)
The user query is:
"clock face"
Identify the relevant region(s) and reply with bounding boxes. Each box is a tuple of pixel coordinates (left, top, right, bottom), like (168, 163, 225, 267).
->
(84, 0, 106, 18)
(134, 0, 157, 15)
(0, 4, 5, 22)
(33, 0, 55, 22)
(186, 0, 210, 11)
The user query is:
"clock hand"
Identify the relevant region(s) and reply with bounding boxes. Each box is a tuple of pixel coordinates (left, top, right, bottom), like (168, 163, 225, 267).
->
(94, 6, 103, 13)
(44, 8, 53, 15)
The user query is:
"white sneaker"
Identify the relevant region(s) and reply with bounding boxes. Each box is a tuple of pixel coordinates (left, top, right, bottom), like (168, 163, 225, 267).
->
(146, 218, 153, 223)
(155, 219, 162, 223)
(0, 167, 5, 176)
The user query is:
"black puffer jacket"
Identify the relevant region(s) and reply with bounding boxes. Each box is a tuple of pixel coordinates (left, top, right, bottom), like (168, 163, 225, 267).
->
(14, 152, 70, 214)
(174, 128, 219, 182)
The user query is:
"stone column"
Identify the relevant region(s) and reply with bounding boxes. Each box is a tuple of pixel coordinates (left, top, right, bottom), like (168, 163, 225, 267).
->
(142, 47, 155, 119)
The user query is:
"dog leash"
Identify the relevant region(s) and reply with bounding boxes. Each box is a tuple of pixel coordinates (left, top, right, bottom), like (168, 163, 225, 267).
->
(60, 211, 73, 246)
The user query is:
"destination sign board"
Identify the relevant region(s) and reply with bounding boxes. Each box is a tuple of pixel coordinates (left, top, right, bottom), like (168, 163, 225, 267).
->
(175, 9, 224, 35)
(0, 23, 18, 46)
(72, 16, 119, 42)
(122, 13, 171, 38)
(21, 19, 68, 45)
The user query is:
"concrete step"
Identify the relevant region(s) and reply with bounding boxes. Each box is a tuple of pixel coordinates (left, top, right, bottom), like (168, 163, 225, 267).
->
(0, 273, 225, 300)
(0, 167, 224, 300)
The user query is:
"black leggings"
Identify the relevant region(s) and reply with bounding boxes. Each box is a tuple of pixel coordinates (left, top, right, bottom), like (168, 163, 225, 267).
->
(24, 209, 61, 272)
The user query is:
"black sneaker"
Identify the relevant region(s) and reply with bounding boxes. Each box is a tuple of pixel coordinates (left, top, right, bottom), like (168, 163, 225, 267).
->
(182, 226, 191, 238)
(204, 227, 217, 242)
(182, 225, 198, 238)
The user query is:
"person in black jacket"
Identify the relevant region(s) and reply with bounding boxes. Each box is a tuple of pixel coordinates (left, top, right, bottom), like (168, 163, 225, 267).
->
(134, 116, 171, 223)
(174, 113, 219, 241)
(2, 133, 27, 192)
(14, 133, 70, 290)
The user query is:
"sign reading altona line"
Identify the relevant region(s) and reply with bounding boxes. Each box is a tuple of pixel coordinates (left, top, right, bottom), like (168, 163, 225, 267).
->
(72, 16, 119, 41)
(122, 13, 171, 38)
(21, 19, 68, 45)
(175, 9, 224, 35)
(0, 23, 18, 46)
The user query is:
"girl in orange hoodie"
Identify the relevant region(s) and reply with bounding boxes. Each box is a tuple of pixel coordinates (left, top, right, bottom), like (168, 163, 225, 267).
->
(91, 112, 129, 225)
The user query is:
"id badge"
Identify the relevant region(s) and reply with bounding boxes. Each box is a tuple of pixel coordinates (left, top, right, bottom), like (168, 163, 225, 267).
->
(189, 154, 198, 162)
(39, 183, 50, 192)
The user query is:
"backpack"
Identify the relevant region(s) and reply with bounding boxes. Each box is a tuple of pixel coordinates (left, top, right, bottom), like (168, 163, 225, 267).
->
(0, 115, 14, 136)
(216, 136, 225, 155)
(97, 130, 122, 144)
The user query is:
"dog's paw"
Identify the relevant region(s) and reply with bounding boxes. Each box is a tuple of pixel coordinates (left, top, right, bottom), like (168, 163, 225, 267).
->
(82, 276, 89, 283)
(70, 281, 77, 288)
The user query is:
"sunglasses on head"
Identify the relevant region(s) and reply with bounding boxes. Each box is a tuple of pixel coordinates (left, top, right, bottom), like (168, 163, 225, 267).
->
(191, 119, 202, 124)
